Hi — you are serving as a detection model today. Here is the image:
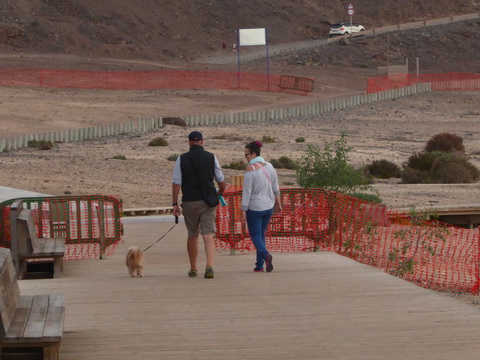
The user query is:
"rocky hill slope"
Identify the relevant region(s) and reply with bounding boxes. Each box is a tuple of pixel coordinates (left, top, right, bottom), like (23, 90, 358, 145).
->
(0, 0, 479, 68)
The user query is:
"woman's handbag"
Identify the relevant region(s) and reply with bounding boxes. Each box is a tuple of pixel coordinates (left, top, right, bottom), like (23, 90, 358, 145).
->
(201, 178, 220, 207)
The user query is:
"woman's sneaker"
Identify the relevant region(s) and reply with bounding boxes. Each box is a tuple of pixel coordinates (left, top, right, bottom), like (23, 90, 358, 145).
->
(253, 268, 264, 272)
(265, 254, 273, 272)
(188, 270, 198, 278)
(204, 266, 214, 279)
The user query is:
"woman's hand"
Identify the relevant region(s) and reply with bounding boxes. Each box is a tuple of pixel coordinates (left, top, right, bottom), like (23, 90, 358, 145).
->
(241, 210, 247, 223)
(275, 196, 283, 213)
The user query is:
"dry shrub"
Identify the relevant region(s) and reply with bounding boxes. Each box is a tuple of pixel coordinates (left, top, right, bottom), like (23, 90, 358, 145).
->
(430, 153, 480, 183)
(365, 159, 401, 179)
(401, 167, 430, 184)
(222, 161, 245, 170)
(406, 152, 436, 172)
(402, 152, 479, 184)
(148, 137, 168, 146)
(270, 156, 298, 170)
(425, 133, 465, 154)
(27, 139, 54, 150)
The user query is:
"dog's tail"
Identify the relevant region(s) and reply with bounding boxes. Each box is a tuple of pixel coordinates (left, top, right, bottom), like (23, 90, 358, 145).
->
(126, 248, 141, 265)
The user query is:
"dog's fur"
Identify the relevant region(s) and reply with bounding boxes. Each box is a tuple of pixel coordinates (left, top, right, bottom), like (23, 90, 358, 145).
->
(126, 246, 145, 277)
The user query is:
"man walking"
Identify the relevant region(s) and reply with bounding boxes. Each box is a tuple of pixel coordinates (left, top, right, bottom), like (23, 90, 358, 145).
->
(172, 131, 226, 279)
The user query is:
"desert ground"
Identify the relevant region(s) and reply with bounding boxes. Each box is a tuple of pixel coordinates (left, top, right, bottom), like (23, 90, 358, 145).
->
(0, 83, 478, 211)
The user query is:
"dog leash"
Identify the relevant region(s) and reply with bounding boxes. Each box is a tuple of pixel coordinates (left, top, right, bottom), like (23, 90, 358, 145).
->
(142, 216, 178, 252)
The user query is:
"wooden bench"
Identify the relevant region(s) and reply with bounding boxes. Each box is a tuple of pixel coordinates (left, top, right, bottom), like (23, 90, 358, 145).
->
(0, 247, 65, 360)
(10, 200, 66, 279)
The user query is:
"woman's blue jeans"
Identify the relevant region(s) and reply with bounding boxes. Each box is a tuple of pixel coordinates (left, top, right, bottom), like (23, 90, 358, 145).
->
(246, 208, 273, 269)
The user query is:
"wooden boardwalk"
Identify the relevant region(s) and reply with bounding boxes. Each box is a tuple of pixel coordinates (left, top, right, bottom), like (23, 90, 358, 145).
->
(17, 217, 480, 360)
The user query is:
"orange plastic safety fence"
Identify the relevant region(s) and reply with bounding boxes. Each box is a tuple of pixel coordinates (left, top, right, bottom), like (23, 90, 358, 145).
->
(0, 195, 123, 260)
(216, 188, 480, 294)
(0, 68, 285, 92)
(367, 72, 480, 93)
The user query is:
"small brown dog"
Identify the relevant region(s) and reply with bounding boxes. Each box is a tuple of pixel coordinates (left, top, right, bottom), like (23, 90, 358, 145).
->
(126, 246, 145, 277)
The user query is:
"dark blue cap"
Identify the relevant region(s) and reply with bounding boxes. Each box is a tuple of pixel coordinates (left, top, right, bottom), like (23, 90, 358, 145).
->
(188, 131, 203, 141)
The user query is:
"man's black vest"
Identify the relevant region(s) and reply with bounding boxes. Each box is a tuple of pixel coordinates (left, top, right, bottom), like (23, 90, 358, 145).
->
(180, 144, 216, 202)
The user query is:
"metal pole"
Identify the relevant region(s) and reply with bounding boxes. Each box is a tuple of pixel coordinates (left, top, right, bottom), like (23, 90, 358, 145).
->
(236, 30, 241, 89)
(265, 28, 270, 90)
(416, 57, 420, 80)
(350, 15, 352, 37)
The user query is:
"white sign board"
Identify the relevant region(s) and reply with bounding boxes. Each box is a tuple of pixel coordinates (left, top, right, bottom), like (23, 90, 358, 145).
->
(239, 28, 266, 46)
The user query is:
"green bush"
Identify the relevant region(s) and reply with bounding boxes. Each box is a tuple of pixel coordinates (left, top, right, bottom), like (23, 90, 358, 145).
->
(167, 154, 179, 161)
(296, 133, 377, 196)
(148, 137, 169, 146)
(261, 135, 275, 143)
(406, 152, 436, 172)
(425, 132, 465, 154)
(270, 156, 298, 170)
(27, 139, 54, 150)
(27, 140, 39, 148)
(222, 161, 245, 170)
(295, 137, 305, 143)
(111, 155, 127, 160)
(349, 193, 382, 204)
(365, 159, 401, 179)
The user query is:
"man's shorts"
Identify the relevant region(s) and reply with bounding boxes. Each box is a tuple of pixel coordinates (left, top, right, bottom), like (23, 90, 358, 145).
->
(181, 200, 217, 237)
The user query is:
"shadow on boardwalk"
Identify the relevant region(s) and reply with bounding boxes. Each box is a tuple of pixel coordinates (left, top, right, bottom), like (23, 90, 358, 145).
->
(17, 218, 480, 360)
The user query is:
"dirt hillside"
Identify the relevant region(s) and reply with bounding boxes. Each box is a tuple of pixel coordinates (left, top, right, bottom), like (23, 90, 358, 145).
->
(1, 0, 479, 67)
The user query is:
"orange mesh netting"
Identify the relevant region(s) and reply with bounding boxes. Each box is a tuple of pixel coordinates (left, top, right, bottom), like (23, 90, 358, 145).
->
(216, 188, 480, 294)
(0, 195, 123, 260)
(367, 72, 480, 93)
(0, 68, 287, 92)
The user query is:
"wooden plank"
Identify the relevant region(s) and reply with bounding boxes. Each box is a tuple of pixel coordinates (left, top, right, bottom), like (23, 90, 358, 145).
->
(43, 295, 65, 341)
(17, 209, 35, 257)
(3, 294, 65, 344)
(54, 239, 66, 253)
(30, 239, 65, 257)
(3, 296, 33, 342)
(43, 307, 64, 340)
(1, 249, 64, 357)
(22, 295, 49, 342)
(42, 239, 55, 254)
(16, 295, 35, 309)
(0, 249, 20, 337)
(0, 248, 9, 266)
(17, 209, 30, 222)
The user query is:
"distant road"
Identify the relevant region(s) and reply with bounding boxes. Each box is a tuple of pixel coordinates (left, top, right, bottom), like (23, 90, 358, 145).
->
(198, 12, 479, 65)
(199, 38, 328, 65)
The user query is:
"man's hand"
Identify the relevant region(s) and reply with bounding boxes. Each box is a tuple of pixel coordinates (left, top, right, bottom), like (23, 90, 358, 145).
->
(173, 204, 182, 217)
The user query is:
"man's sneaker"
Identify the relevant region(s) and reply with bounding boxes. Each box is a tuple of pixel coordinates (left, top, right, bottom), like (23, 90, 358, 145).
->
(204, 266, 214, 279)
(265, 254, 273, 272)
(253, 268, 264, 272)
(188, 270, 197, 278)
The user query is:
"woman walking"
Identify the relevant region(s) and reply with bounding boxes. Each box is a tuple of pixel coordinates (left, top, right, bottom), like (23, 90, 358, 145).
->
(241, 141, 282, 272)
